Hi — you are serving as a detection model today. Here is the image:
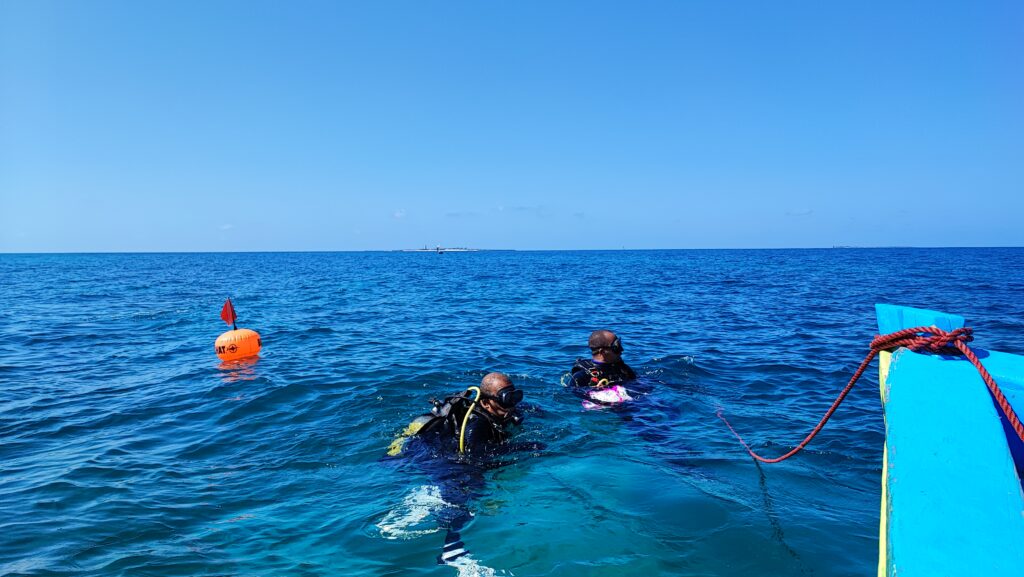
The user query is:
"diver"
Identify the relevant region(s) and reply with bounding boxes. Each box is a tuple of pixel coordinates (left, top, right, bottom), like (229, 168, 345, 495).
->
(568, 329, 640, 409)
(387, 372, 525, 458)
(382, 372, 534, 569)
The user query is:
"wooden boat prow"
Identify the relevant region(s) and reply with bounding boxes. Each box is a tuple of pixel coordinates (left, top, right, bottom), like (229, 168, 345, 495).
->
(876, 304, 1024, 576)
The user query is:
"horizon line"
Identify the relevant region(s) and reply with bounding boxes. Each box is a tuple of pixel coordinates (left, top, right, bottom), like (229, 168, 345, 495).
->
(2, 245, 1022, 255)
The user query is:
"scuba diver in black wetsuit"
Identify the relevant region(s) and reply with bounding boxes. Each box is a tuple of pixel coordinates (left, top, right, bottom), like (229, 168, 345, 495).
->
(568, 330, 641, 409)
(387, 372, 525, 458)
(383, 372, 534, 568)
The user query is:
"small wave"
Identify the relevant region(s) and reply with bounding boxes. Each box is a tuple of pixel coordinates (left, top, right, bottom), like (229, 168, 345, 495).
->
(446, 553, 504, 577)
(375, 485, 447, 539)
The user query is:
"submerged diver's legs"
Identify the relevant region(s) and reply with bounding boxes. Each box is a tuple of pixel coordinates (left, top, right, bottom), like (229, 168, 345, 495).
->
(431, 462, 485, 565)
(439, 525, 469, 564)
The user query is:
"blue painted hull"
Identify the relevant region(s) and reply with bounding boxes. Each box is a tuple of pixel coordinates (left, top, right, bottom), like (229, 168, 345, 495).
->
(875, 305, 1024, 576)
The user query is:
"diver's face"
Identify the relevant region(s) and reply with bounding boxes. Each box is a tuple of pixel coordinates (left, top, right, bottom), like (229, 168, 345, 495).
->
(481, 398, 512, 419)
(592, 347, 621, 363)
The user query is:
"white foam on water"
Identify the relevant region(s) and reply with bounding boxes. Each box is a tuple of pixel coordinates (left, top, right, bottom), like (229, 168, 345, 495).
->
(447, 553, 504, 577)
(376, 485, 447, 539)
(378, 487, 505, 576)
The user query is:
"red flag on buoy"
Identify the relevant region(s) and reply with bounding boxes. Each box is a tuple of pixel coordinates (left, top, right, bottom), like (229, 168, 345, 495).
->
(215, 297, 259, 361)
(221, 298, 237, 328)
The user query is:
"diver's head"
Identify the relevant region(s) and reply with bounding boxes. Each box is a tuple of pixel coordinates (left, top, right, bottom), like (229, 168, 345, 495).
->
(588, 329, 624, 363)
(479, 372, 522, 421)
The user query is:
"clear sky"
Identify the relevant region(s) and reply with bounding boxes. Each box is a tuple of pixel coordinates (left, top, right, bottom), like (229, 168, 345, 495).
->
(1, 1, 1021, 251)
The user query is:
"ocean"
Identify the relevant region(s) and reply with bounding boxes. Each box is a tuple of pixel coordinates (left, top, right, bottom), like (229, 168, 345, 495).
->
(2, 249, 1023, 576)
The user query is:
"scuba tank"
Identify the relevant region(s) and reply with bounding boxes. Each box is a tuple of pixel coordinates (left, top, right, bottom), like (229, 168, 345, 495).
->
(386, 389, 479, 456)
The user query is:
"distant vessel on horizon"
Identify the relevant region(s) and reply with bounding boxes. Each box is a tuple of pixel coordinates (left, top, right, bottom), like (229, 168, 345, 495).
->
(399, 245, 479, 253)
(832, 245, 914, 249)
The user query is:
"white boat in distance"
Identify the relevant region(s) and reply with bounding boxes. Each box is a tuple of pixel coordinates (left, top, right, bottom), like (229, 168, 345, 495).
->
(399, 246, 479, 254)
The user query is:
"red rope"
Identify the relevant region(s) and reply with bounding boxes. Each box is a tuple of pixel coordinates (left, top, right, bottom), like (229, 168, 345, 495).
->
(717, 326, 1024, 464)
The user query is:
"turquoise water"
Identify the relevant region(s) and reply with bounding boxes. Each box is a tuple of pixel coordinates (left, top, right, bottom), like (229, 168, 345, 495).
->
(2, 249, 1023, 576)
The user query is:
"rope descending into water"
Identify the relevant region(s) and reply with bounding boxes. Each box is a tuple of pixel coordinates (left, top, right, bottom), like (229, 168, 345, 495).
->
(717, 326, 1024, 464)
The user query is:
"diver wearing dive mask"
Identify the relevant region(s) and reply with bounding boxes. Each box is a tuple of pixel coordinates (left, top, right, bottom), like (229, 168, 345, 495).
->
(386, 372, 526, 457)
(461, 375, 525, 441)
(568, 330, 638, 407)
(479, 384, 524, 424)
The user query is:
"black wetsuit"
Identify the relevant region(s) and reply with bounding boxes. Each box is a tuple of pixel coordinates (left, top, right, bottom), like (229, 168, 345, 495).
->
(416, 403, 516, 457)
(568, 358, 638, 402)
(387, 395, 534, 566)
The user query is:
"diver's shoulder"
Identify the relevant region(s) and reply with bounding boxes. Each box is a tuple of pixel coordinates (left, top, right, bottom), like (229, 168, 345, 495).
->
(571, 358, 597, 372)
(568, 359, 596, 387)
(620, 362, 637, 378)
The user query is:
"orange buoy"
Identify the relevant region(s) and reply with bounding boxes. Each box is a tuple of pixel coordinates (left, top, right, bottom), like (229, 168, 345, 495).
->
(215, 328, 262, 361)
(215, 297, 261, 361)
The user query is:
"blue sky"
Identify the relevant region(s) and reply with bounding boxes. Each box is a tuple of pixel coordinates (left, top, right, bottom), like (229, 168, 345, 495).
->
(1, 1, 1021, 251)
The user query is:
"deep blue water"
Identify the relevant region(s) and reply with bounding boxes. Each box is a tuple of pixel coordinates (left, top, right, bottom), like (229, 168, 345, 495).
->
(2, 249, 1023, 577)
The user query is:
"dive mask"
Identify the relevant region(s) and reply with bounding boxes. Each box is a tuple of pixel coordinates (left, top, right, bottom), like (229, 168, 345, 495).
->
(485, 385, 523, 409)
(591, 336, 623, 355)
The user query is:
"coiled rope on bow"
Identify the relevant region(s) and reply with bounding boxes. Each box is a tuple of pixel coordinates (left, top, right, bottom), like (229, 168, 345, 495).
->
(717, 326, 1024, 464)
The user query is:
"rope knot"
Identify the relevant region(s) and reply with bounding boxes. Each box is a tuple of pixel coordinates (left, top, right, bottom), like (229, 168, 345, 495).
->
(907, 326, 974, 354)
(870, 326, 974, 355)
